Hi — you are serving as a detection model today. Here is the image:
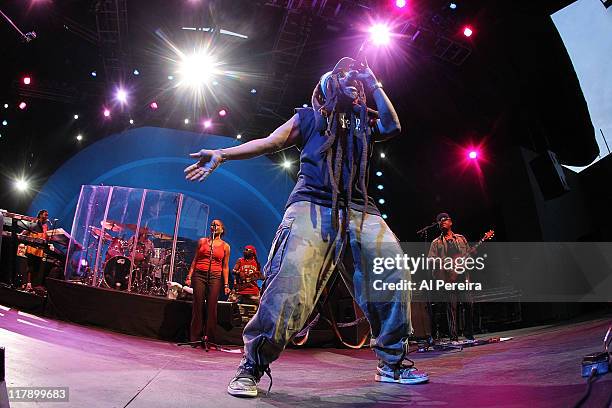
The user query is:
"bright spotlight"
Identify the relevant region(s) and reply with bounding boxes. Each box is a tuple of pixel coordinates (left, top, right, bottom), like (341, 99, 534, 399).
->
(380, 152, 386, 158)
(133, 69, 140, 75)
(376, 171, 383, 177)
(73, 114, 79, 120)
(18, 102, 27, 110)
(178, 52, 218, 88)
(218, 109, 227, 117)
(115, 88, 128, 104)
(449, 2, 457, 9)
(250, 88, 257, 94)
(14, 179, 29, 192)
(463, 26, 473, 37)
(377, 184, 384, 190)
(379, 198, 386, 204)
(3, 104, 7, 109)
(395, 0, 406, 8)
(468, 150, 478, 160)
(369, 24, 392, 46)
(236, 134, 242, 140)
(103, 108, 111, 117)
(76, 134, 83, 141)
(129, 119, 134, 124)
(167, 75, 174, 80)
(203, 119, 212, 129)
(184, 118, 190, 124)
(302, 103, 308, 108)
(150, 101, 158, 110)
(382, 214, 388, 220)
(2, 120, 7, 126)
(23, 76, 31, 85)
(91, 71, 97, 77)
(281, 160, 292, 169)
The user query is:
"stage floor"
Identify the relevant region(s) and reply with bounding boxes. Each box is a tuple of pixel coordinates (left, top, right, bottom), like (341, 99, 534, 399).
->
(0, 304, 610, 408)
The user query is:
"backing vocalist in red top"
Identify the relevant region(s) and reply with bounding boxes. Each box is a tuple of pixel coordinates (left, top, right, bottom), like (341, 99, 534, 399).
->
(185, 219, 230, 344)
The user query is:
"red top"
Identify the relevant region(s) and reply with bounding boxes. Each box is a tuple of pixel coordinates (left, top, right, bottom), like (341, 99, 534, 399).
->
(233, 258, 262, 295)
(195, 238, 225, 277)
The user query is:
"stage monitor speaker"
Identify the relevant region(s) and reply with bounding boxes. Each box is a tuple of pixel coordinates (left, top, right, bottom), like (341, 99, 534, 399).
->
(529, 150, 570, 200)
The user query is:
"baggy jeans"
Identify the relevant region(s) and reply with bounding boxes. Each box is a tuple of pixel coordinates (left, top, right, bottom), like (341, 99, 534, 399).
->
(243, 201, 412, 367)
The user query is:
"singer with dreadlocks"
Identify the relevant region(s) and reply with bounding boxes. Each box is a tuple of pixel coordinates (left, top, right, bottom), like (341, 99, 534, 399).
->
(184, 55, 429, 397)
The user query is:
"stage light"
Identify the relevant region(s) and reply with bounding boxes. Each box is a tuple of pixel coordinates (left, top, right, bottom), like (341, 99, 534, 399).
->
(380, 152, 386, 158)
(2, 120, 7, 126)
(468, 150, 478, 160)
(449, 2, 457, 9)
(250, 88, 257, 94)
(3, 104, 7, 109)
(73, 114, 79, 120)
(395, 0, 406, 8)
(178, 52, 218, 88)
(150, 102, 158, 110)
(14, 179, 29, 192)
(218, 109, 227, 117)
(382, 214, 388, 220)
(76, 134, 83, 141)
(463, 26, 473, 37)
(129, 119, 134, 124)
(236, 134, 242, 140)
(376, 171, 383, 177)
(302, 104, 308, 108)
(115, 88, 128, 104)
(379, 198, 386, 204)
(184, 118, 190, 124)
(23, 76, 31, 85)
(203, 119, 212, 128)
(133, 69, 140, 75)
(168, 75, 174, 80)
(18, 102, 27, 110)
(103, 108, 111, 117)
(281, 160, 292, 169)
(212, 80, 219, 86)
(80, 259, 88, 267)
(377, 184, 384, 190)
(369, 24, 392, 46)
(91, 71, 97, 77)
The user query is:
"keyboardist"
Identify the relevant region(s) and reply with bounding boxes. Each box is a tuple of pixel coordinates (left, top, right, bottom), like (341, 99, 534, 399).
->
(21, 209, 50, 290)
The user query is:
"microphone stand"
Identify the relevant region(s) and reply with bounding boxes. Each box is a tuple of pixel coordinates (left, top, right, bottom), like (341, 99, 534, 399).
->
(178, 226, 235, 352)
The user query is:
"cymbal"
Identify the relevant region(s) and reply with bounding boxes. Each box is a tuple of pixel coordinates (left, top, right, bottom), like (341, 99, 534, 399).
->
(150, 231, 174, 240)
(88, 226, 112, 241)
(101, 220, 123, 232)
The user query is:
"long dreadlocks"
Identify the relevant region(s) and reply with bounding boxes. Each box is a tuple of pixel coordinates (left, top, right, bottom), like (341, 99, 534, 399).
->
(311, 73, 373, 233)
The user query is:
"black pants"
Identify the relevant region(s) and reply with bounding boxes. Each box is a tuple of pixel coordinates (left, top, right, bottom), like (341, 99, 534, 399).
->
(446, 290, 474, 340)
(26, 254, 45, 287)
(190, 270, 222, 342)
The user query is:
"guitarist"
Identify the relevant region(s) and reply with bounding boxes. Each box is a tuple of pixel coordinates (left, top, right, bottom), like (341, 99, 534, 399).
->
(428, 212, 474, 342)
(21, 209, 50, 290)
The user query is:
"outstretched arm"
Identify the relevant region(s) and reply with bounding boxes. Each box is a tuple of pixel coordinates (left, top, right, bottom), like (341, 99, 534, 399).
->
(184, 113, 301, 182)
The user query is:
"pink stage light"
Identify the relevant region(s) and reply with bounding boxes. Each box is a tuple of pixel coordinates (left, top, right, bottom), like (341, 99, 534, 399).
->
(218, 109, 227, 117)
(369, 24, 392, 46)
(23, 77, 31, 85)
(468, 150, 478, 160)
(203, 119, 212, 129)
(150, 101, 158, 110)
(395, 0, 406, 8)
(463, 26, 473, 37)
(103, 108, 111, 117)
(18, 102, 27, 110)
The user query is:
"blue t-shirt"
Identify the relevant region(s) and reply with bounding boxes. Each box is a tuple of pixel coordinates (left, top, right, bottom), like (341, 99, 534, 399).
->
(285, 108, 381, 216)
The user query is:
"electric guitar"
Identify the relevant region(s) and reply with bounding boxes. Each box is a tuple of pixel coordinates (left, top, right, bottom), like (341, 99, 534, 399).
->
(435, 229, 495, 283)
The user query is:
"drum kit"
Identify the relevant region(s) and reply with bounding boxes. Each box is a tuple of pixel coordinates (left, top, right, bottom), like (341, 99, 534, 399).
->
(86, 221, 187, 296)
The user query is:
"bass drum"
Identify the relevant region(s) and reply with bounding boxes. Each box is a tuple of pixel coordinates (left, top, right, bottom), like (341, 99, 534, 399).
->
(103, 256, 131, 290)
